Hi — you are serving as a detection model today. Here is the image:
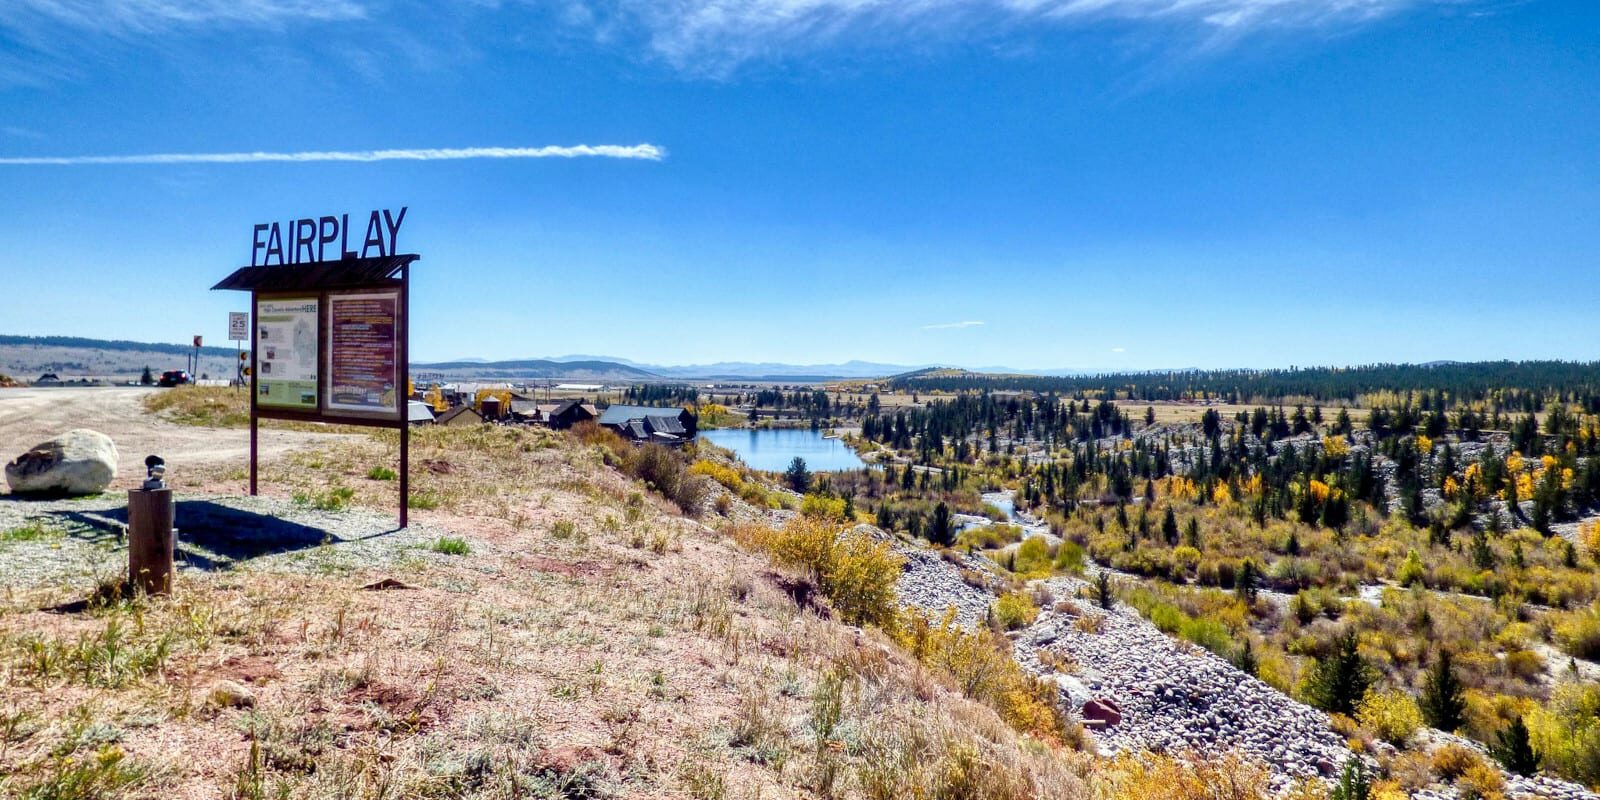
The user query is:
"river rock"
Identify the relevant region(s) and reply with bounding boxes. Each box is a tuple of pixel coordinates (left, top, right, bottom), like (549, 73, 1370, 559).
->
(5, 429, 119, 495)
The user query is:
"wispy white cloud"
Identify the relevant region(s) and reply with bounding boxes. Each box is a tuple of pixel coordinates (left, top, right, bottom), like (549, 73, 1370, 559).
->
(0, 144, 666, 166)
(1111, 346, 1127, 353)
(0, 0, 375, 88)
(4, 0, 366, 38)
(567, 0, 1465, 73)
(923, 320, 985, 330)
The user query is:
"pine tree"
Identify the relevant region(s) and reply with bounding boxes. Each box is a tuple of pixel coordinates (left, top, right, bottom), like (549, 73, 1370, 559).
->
(785, 457, 811, 493)
(140, 365, 154, 385)
(1330, 758, 1370, 800)
(1420, 650, 1466, 733)
(1304, 629, 1374, 716)
(1492, 716, 1539, 776)
(1161, 506, 1179, 546)
(1472, 533, 1497, 570)
(930, 502, 953, 547)
(1093, 570, 1115, 610)
(1233, 640, 1258, 677)
(1235, 559, 1259, 603)
(1184, 517, 1201, 549)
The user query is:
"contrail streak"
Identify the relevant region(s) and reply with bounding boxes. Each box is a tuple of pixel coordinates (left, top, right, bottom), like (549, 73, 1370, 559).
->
(0, 144, 665, 165)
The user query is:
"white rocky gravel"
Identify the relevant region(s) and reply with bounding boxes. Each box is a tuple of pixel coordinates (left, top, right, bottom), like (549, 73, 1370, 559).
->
(0, 493, 457, 589)
(1016, 575, 1358, 793)
(891, 543, 996, 629)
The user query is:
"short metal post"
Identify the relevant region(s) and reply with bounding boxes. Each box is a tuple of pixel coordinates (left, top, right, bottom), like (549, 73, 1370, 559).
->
(128, 488, 175, 595)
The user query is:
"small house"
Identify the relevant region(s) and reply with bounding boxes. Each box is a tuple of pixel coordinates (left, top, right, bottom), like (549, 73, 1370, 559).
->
(510, 399, 545, 423)
(546, 399, 597, 429)
(598, 404, 698, 444)
(407, 400, 436, 425)
(436, 405, 484, 427)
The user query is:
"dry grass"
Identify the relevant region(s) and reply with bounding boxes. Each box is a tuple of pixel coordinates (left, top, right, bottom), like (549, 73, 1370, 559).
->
(142, 385, 251, 428)
(0, 419, 1107, 799)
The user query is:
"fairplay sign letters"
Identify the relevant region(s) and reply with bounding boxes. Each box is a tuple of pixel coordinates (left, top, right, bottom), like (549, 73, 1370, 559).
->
(250, 208, 407, 267)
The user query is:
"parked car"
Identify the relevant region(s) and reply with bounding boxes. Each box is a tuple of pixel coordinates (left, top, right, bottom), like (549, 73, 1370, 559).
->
(157, 370, 191, 387)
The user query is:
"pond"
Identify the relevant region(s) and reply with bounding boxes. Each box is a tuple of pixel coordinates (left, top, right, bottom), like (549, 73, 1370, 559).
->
(699, 428, 866, 473)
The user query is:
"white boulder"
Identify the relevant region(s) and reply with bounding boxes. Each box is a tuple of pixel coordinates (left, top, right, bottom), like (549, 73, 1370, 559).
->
(5, 429, 119, 495)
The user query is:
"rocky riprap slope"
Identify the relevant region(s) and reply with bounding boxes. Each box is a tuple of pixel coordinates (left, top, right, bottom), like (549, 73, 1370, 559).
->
(892, 545, 996, 628)
(885, 544, 1598, 799)
(1014, 575, 1355, 792)
(852, 523, 998, 629)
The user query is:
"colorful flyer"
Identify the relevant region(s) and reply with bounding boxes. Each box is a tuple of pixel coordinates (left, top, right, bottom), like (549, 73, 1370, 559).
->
(255, 297, 320, 409)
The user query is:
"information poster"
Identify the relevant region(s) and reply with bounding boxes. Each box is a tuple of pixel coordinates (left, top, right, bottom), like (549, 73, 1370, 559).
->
(255, 297, 319, 409)
(326, 291, 399, 414)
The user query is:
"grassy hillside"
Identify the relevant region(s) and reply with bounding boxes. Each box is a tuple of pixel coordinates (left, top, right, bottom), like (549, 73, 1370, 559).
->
(0, 421, 1115, 799)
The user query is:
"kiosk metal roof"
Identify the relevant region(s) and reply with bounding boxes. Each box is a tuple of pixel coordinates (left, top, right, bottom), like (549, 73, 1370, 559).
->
(211, 254, 419, 292)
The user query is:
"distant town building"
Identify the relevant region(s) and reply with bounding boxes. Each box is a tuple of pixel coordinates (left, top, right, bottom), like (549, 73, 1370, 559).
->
(546, 399, 597, 429)
(435, 405, 484, 427)
(407, 401, 436, 425)
(598, 404, 698, 444)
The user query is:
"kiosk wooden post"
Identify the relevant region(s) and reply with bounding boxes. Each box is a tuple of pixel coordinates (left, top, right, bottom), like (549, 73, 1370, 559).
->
(128, 488, 175, 595)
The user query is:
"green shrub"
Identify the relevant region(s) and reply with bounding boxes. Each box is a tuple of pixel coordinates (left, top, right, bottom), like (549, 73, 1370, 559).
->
(1302, 630, 1374, 716)
(14, 745, 148, 798)
(1149, 604, 1185, 634)
(429, 536, 471, 556)
(1178, 617, 1233, 658)
(1492, 716, 1540, 777)
(958, 524, 1023, 551)
(294, 485, 355, 511)
(1053, 541, 1085, 574)
(366, 466, 397, 481)
(1, 522, 55, 542)
(1011, 537, 1052, 577)
(1420, 649, 1467, 733)
(994, 592, 1039, 631)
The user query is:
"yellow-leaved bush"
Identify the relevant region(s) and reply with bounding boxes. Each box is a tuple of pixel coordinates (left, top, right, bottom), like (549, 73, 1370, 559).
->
(800, 493, 849, 521)
(1356, 688, 1423, 746)
(738, 516, 904, 629)
(994, 592, 1039, 630)
(895, 609, 1069, 744)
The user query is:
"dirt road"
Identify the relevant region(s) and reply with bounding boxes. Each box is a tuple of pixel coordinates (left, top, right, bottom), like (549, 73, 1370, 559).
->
(0, 387, 337, 491)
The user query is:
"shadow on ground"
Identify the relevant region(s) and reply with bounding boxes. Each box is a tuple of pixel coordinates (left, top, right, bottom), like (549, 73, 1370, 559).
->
(0, 496, 399, 571)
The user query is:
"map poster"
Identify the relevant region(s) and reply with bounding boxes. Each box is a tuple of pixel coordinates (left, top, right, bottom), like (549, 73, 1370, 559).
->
(326, 291, 399, 414)
(255, 297, 319, 409)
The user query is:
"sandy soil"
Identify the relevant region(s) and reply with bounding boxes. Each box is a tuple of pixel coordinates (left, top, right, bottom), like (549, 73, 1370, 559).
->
(0, 386, 341, 491)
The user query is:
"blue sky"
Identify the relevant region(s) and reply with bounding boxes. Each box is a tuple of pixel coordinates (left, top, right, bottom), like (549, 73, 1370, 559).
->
(0, 0, 1596, 370)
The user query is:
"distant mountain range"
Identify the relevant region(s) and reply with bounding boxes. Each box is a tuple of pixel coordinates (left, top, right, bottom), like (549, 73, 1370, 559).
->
(436, 355, 1113, 380)
(411, 358, 660, 381)
(0, 333, 1140, 383)
(412, 356, 927, 381)
(543, 356, 942, 380)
